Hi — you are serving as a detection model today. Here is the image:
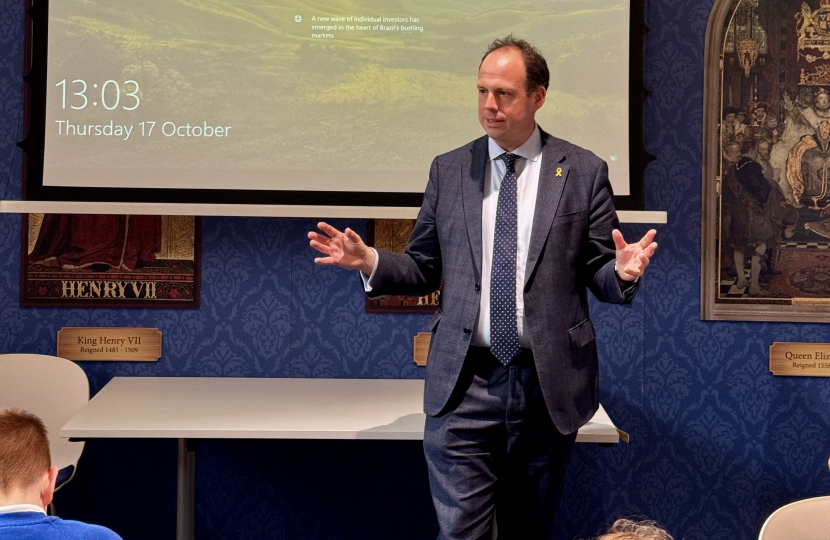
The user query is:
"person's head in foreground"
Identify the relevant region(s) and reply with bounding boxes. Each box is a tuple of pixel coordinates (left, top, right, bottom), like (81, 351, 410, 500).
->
(0, 408, 57, 509)
(594, 518, 675, 540)
(0, 407, 122, 539)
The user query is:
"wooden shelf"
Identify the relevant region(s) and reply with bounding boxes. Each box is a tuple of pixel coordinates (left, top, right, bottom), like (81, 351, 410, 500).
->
(1, 200, 667, 223)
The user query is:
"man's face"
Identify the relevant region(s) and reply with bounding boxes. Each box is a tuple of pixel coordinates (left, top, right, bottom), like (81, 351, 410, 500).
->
(477, 47, 546, 152)
(724, 113, 736, 126)
(724, 143, 741, 162)
(758, 141, 770, 159)
(818, 93, 830, 109)
(754, 108, 766, 120)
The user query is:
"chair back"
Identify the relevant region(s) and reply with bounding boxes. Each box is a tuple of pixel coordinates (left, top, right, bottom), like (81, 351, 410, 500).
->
(759, 496, 830, 540)
(0, 354, 89, 473)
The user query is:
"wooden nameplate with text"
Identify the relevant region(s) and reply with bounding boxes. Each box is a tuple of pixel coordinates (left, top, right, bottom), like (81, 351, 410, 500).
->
(769, 342, 830, 377)
(58, 327, 161, 362)
(413, 332, 430, 366)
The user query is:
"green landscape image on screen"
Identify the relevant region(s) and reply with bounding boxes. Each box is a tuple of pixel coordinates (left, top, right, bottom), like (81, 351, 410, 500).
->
(44, 0, 629, 193)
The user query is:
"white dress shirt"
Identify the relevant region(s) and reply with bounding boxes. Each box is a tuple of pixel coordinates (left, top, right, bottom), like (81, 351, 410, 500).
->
(472, 126, 541, 348)
(0, 504, 46, 514)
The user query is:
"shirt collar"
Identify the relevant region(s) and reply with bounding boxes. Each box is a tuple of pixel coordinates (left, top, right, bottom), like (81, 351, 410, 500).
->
(0, 504, 46, 515)
(488, 125, 542, 164)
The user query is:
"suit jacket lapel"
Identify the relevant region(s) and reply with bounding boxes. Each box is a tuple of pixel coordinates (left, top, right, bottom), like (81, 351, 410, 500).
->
(462, 136, 488, 279)
(525, 130, 568, 286)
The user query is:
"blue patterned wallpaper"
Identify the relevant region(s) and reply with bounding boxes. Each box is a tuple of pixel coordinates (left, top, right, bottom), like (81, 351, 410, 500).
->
(1, 0, 829, 538)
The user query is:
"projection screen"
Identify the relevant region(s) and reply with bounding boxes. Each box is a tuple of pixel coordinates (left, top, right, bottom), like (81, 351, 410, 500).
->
(32, 0, 632, 206)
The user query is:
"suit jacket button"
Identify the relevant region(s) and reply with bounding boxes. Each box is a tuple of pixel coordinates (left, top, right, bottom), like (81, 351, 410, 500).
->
(463, 328, 472, 334)
(474, 283, 481, 292)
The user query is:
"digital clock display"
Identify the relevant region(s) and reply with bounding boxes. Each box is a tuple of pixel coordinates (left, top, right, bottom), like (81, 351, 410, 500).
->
(55, 79, 140, 110)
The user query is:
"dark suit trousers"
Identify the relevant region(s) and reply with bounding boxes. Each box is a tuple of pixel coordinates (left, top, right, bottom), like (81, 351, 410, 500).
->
(423, 347, 577, 540)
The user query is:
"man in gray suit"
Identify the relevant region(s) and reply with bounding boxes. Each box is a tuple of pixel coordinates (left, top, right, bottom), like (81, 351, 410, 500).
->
(309, 36, 657, 540)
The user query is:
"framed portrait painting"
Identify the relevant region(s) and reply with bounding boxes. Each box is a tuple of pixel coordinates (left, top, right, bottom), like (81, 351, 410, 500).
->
(21, 214, 200, 308)
(365, 219, 439, 313)
(703, 0, 830, 321)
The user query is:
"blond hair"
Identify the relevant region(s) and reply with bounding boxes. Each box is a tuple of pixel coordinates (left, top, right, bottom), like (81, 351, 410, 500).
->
(0, 408, 51, 493)
(595, 519, 674, 540)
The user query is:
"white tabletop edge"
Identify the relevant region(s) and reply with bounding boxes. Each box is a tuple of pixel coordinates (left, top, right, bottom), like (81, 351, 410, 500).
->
(61, 377, 621, 444)
(62, 429, 426, 440)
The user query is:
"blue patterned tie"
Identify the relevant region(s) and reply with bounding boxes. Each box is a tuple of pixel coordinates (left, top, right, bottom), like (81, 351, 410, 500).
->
(490, 153, 520, 365)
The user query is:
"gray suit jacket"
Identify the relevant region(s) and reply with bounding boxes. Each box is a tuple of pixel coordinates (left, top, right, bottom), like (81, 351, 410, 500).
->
(369, 128, 637, 434)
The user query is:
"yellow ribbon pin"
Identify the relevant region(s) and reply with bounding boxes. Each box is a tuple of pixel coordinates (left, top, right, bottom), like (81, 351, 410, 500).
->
(556, 167, 563, 177)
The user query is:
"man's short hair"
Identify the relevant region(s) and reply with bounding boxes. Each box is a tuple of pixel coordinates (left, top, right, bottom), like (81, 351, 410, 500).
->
(0, 408, 51, 493)
(481, 35, 549, 93)
(595, 519, 674, 540)
(723, 141, 741, 155)
(740, 139, 758, 155)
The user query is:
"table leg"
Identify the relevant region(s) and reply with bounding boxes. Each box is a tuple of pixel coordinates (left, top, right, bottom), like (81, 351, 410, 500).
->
(177, 438, 196, 540)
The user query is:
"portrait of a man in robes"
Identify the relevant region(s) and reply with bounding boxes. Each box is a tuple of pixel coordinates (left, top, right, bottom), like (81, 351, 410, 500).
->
(22, 214, 199, 307)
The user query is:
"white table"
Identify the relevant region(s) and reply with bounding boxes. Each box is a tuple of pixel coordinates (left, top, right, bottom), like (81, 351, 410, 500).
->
(62, 377, 625, 540)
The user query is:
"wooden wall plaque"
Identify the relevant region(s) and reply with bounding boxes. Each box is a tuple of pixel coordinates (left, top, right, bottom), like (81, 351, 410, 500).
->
(413, 332, 430, 366)
(58, 327, 161, 362)
(769, 342, 830, 377)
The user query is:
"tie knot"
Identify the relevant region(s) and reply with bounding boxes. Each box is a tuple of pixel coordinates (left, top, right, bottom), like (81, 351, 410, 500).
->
(500, 153, 519, 172)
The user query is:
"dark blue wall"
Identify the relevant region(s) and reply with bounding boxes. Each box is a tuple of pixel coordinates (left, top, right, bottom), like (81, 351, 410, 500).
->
(1, 0, 829, 538)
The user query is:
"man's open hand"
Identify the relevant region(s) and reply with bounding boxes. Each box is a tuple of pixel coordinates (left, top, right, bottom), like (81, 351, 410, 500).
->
(612, 229, 657, 282)
(308, 222, 376, 276)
